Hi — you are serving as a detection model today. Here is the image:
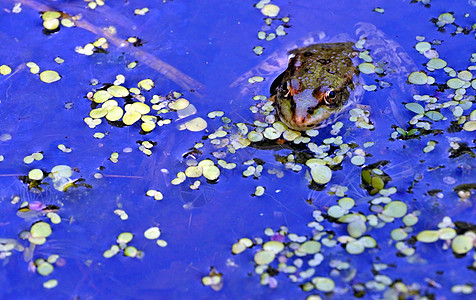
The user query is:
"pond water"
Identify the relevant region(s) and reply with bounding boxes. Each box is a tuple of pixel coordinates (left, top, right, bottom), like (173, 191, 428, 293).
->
(0, 0, 475, 299)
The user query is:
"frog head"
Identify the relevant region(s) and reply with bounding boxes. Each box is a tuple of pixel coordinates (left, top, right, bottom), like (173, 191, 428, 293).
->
(271, 43, 358, 131)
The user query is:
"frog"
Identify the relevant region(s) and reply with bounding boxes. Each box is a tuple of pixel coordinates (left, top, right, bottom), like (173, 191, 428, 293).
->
(231, 22, 417, 131)
(269, 42, 358, 130)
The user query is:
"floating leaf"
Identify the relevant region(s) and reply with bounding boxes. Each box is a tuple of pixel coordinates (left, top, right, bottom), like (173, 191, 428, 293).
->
(309, 165, 332, 185)
(312, 277, 335, 292)
(417, 230, 439, 243)
(408, 71, 428, 85)
(39, 70, 61, 83)
(405, 103, 424, 115)
(254, 250, 275, 265)
(31, 221, 52, 238)
(451, 235, 473, 254)
(261, 4, 280, 17)
(382, 201, 407, 218)
(425, 111, 444, 121)
(427, 58, 447, 70)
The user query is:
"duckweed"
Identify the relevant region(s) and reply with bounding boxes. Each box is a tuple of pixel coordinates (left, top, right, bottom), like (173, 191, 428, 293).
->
(39, 70, 61, 83)
(144, 227, 161, 240)
(0, 65, 12, 75)
(43, 279, 58, 289)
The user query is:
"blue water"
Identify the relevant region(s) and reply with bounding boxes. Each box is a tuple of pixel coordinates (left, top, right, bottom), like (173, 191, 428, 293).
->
(0, 0, 475, 299)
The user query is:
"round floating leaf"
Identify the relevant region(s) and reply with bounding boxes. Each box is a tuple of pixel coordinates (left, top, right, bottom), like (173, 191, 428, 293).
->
(28, 169, 44, 180)
(31, 221, 52, 238)
(261, 4, 280, 17)
(458, 70, 472, 82)
(156, 239, 167, 247)
(43, 19, 59, 31)
(50, 165, 73, 178)
(405, 103, 424, 115)
(438, 227, 456, 240)
(130, 102, 150, 114)
(144, 227, 161, 240)
(184, 117, 207, 132)
(263, 127, 281, 140)
(390, 228, 408, 241)
(312, 277, 335, 292)
(138, 79, 154, 90)
(327, 205, 345, 218)
(39, 70, 61, 83)
(47, 212, 61, 224)
(463, 121, 476, 132)
(202, 165, 220, 181)
(417, 230, 439, 243)
(338, 197, 355, 210)
(283, 129, 300, 141)
(93, 90, 112, 103)
(106, 106, 124, 121)
(254, 186, 265, 196)
(415, 42, 431, 52)
(232, 242, 247, 254)
(263, 241, 284, 253)
(451, 235, 473, 254)
(347, 220, 366, 238)
(254, 250, 275, 265)
(37, 262, 54, 276)
(408, 71, 428, 85)
(447, 78, 465, 89)
(90, 107, 108, 119)
(117, 232, 133, 244)
(246, 131, 263, 142)
(124, 246, 138, 257)
(382, 201, 407, 218)
(168, 98, 190, 110)
(360, 236, 377, 248)
(425, 111, 444, 121)
(358, 63, 375, 74)
(351, 156, 365, 166)
(402, 214, 418, 226)
(426, 58, 447, 70)
(298, 241, 321, 254)
(43, 279, 58, 289)
(107, 85, 129, 97)
(123, 111, 141, 125)
(185, 166, 202, 178)
(346, 240, 364, 254)
(309, 165, 332, 185)
(42, 11, 61, 20)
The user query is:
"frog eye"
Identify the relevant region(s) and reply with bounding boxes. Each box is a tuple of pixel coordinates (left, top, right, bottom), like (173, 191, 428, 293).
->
(328, 90, 336, 99)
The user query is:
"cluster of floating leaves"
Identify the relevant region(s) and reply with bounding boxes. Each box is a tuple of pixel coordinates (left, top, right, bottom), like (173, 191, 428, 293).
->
(84, 0, 105, 10)
(103, 232, 144, 259)
(201, 267, 223, 291)
(253, 0, 289, 55)
(21, 164, 90, 192)
(416, 216, 476, 255)
(399, 37, 475, 142)
(430, 12, 476, 36)
(206, 5, 476, 298)
(32, 254, 63, 289)
(103, 227, 166, 259)
(75, 37, 109, 55)
(84, 75, 207, 134)
(0, 238, 24, 260)
(41, 11, 75, 32)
